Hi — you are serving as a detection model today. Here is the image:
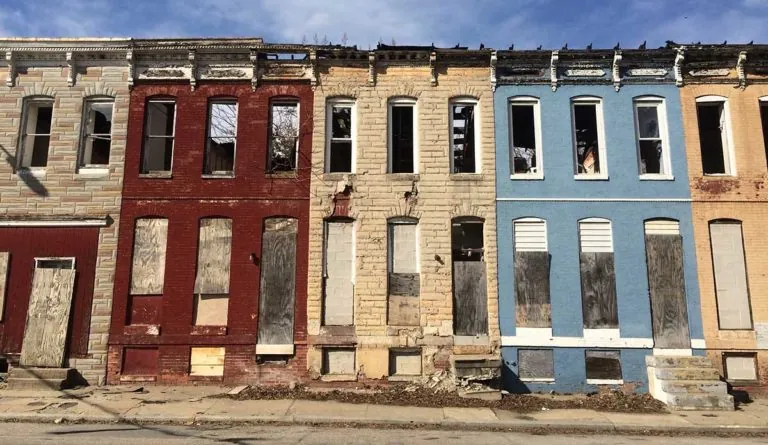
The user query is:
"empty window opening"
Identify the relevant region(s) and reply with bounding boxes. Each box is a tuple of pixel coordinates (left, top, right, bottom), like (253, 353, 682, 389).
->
(696, 99, 732, 175)
(451, 102, 478, 173)
(130, 218, 169, 295)
(761, 101, 768, 170)
(35, 258, 75, 270)
(327, 101, 354, 173)
(578, 219, 618, 330)
(322, 220, 355, 326)
(451, 220, 484, 262)
(205, 101, 237, 175)
(193, 218, 232, 326)
(518, 349, 554, 382)
(322, 348, 355, 375)
(387, 219, 419, 326)
(190, 347, 225, 377)
(19, 99, 53, 169)
(709, 221, 752, 330)
(389, 349, 422, 376)
(634, 101, 668, 175)
(141, 100, 175, 174)
(509, 100, 539, 175)
(79, 100, 113, 168)
(585, 350, 622, 383)
(724, 353, 758, 382)
(513, 218, 551, 329)
(390, 102, 416, 173)
(573, 101, 602, 175)
(268, 101, 299, 172)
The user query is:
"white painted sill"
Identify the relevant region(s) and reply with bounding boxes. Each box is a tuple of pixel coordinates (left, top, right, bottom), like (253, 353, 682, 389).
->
(510, 174, 544, 180)
(702, 173, 736, 178)
(388, 375, 421, 382)
(520, 378, 555, 383)
(255, 344, 295, 355)
(454, 335, 490, 346)
(639, 174, 674, 181)
(17, 168, 46, 180)
(202, 173, 235, 179)
(320, 374, 357, 382)
(139, 172, 172, 179)
(587, 379, 624, 385)
(574, 174, 609, 181)
(76, 167, 110, 179)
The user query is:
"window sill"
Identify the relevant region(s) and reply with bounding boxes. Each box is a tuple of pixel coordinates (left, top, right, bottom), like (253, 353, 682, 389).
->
(574, 174, 609, 181)
(520, 378, 555, 383)
(587, 379, 624, 385)
(202, 173, 235, 179)
(388, 375, 421, 382)
(266, 171, 298, 179)
(639, 174, 674, 181)
(387, 173, 420, 181)
(509, 174, 543, 181)
(139, 172, 172, 179)
(16, 168, 46, 180)
(76, 167, 110, 179)
(255, 344, 295, 355)
(450, 173, 484, 181)
(324, 172, 356, 181)
(702, 173, 736, 178)
(320, 374, 357, 382)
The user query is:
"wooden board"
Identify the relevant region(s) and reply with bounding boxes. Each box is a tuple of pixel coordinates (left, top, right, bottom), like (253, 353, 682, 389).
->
(122, 347, 158, 375)
(452, 261, 488, 336)
(710, 223, 752, 329)
(190, 347, 225, 376)
(518, 349, 554, 380)
(322, 348, 355, 375)
(323, 222, 354, 326)
(194, 218, 232, 295)
(388, 273, 419, 297)
(645, 234, 691, 349)
(194, 294, 229, 326)
(514, 251, 552, 328)
(0, 252, 8, 322)
(257, 218, 297, 348)
(585, 350, 622, 380)
(388, 295, 419, 326)
(389, 349, 421, 376)
(20, 266, 76, 367)
(579, 252, 619, 329)
(130, 219, 168, 295)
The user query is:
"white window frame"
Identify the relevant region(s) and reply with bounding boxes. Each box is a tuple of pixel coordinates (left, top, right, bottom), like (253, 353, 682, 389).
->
(513, 217, 548, 252)
(633, 97, 673, 180)
(78, 98, 114, 173)
(449, 97, 481, 174)
(141, 98, 177, 175)
(387, 97, 418, 174)
(695, 95, 736, 177)
(571, 96, 608, 180)
(18, 97, 55, 172)
(508, 96, 543, 180)
(267, 99, 300, 173)
(204, 99, 238, 177)
(325, 99, 356, 174)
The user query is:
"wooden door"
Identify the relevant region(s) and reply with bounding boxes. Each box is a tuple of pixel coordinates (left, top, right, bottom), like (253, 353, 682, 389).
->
(20, 258, 76, 367)
(257, 218, 297, 348)
(452, 219, 488, 336)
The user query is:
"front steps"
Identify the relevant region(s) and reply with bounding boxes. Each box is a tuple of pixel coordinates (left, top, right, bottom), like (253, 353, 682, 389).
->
(647, 355, 734, 411)
(6, 367, 78, 391)
(451, 354, 502, 401)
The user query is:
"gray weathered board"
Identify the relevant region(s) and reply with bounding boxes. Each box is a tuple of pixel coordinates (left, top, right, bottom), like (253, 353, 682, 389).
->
(388, 273, 420, 326)
(0, 252, 9, 322)
(709, 223, 752, 329)
(194, 218, 232, 295)
(452, 261, 488, 336)
(130, 218, 168, 295)
(518, 349, 554, 380)
(579, 252, 619, 329)
(20, 266, 76, 367)
(257, 218, 297, 347)
(645, 234, 690, 349)
(585, 350, 622, 380)
(515, 251, 551, 328)
(323, 222, 354, 326)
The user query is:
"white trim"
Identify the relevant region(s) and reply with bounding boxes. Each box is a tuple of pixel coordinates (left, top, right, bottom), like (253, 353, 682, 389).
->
(16, 168, 46, 179)
(515, 327, 553, 340)
(696, 95, 729, 103)
(513, 218, 548, 252)
(691, 339, 706, 349)
(639, 174, 674, 181)
(0, 218, 108, 227)
(388, 97, 418, 174)
(255, 344, 295, 355)
(75, 167, 110, 179)
(326, 99, 356, 173)
(653, 348, 692, 356)
(268, 99, 300, 172)
(78, 98, 115, 171)
(633, 97, 672, 178)
(644, 219, 680, 235)
(508, 96, 543, 179)
(449, 97, 481, 174)
(587, 379, 624, 385)
(759, 96, 768, 102)
(583, 328, 620, 341)
(571, 96, 608, 178)
(142, 99, 177, 174)
(205, 100, 238, 176)
(18, 97, 54, 170)
(502, 334, 653, 348)
(497, 197, 692, 202)
(521, 378, 555, 383)
(578, 219, 613, 253)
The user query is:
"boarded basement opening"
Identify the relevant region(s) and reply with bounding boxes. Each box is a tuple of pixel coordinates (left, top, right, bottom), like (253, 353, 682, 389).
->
(513, 218, 551, 328)
(190, 347, 225, 377)
(122, 347, 158, 376)
(322, 220, 354, 326)
(387, 218, 419, 326)
(451, 218, 487, 336)
(518, 349, 554, 382)
(578, 219, 618, 329)
(389, 349, 422, 376)
(322, 348, 355, 375)
(724, 353, 757, 382)
(585, 350, 622, 382)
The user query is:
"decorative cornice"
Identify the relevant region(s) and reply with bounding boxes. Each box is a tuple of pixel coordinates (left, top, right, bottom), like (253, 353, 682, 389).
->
(674, 47, 685, 87)
(250, 50, 259, 91)
(429, 51, 437, 86)
(368, 51, 376, 86)
(65, 51, 75, 87)
(188, 50, 197, 91)
(490, 50, 497, 91)
(738, 50, 747, 89)
(310, 49, 318, 90)
(612, 51, 622, 91)
(550, 50, 559, 92)
(126, 49, 135, 89)
(5, 51, 14, 87)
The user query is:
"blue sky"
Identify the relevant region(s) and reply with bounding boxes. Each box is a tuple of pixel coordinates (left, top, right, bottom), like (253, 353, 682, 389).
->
(1, 0, 767, 49)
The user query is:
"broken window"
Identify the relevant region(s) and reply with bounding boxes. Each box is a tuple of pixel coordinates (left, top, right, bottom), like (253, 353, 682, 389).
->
(709, 220, 752, 330)
(696, 97, 732, 175)
(572, 99, 604, 176)
(79, 99, 114, 168)
(204, 101, 237, 175)
(193, 218, 232, 327)
(19, 98, 53, 169)
(452, 218, 488, 336)
(760, 100, 768, 169)
(585, 350, 622, 383)
(141, 100, 175, 174)
(387, 219, 419, 326)
(327, 100, 354, 173)
(724, 353, 757, 382)
(389, 99, 416, 173)
(451, 100, 478, 173)
(518, 349, 554, 382)
(509, 98, 540, 176)
(322, 220, 355, 326)
(130, 218, 168, 295)
(578, 219, 618, 330)
(513, 218, 551, 328)
(268, 101, 299, 172)
(634, 99, 669, 176)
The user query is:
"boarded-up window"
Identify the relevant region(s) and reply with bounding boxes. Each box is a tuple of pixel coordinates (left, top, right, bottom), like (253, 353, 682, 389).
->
(387, 219, 419, 326)
(0, 252, 8, 322)
(257, 218, 298, 353)
(724, 353, 757, 382)
(513, 218, 551, 328)
(518, 349, 554, 381)
(322, 348, 355, 375)
(130, 218, 168, 295)
(122, 347, 158, 376)
(452, 218, 488, 336)
(193, 218, 232, 326)
(190, 347, 225, 377)
(585, 350, 622, 382)
(579, 219, 618, 329)
(389, 349, 422, 376)
(710, 221, 752, 330)
(323, 220, 354, 326)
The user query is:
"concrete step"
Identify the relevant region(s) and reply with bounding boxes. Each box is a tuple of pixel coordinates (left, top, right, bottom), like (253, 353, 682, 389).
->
(666, 393, 735, 411)
(660, 379, 728, 395)
(654, 367, 721, 381)
(646, 355, 712, 369)
(9, 367, 72, 380)
(6, 378, 66, 391)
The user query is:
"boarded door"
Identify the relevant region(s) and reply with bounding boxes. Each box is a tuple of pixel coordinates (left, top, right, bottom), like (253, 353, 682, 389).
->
(578, 219, 618, 329)
(257, 218, 297, 349)
(644, 221, 690, 349)
(387, 220, 419, 326)
(710, 222, 752, 329)
(20, 258, 76, 367)
(452, 219, 488, 336)
(513, 219, 551, 328)
(322, 221, 354, 326)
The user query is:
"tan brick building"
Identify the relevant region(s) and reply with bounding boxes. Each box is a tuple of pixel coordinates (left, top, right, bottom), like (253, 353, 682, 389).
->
(680, 44, 768, 386)
(306, 46, 499, 384)
(0, 39, 131, 385)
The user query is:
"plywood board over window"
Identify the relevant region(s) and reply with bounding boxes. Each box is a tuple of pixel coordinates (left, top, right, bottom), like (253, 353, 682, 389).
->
(452, 219, 488, 336)
(130, 218, 168, 295)
(579, 219, 618, 329)
(322, 220, 354, 326)
(710, 221, 752, 330)
(513, 218, 551, 328)
(387, 220, 419, 326)
(190, 347, 225, 377)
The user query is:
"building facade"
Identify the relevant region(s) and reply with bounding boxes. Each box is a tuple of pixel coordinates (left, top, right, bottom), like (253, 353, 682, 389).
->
(494, 49, 706, 393)
(106, 40, 315, 384)
(0, 39, 131, 385)
(305, 46, 500, 384)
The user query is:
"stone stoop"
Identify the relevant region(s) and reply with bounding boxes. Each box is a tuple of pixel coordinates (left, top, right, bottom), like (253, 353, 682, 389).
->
(6, 367, 78, 391)
(646, 355, 734, 411)
(451, 354, 502, 401)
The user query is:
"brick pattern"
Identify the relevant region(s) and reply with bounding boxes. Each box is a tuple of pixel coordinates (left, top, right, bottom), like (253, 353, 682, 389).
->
(306, 64, 499, 378)
(0, 65, 129, 385)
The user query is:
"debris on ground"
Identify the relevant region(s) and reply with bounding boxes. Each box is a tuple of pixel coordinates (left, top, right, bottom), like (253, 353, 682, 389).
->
(227, 385, 249, 395)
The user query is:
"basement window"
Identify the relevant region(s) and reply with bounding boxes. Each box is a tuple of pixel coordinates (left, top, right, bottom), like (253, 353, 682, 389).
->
(572, 98, 606, 178)
(204, 101, 237, 176)
(509, 97, 541, 178)
(79, 99, 114, 168)
(696, 96, 733, 175)
(634, 99, 670, 177)
(389, 349, 422, 377)
(141, 99, 175, 174)
(450, 99, 479, 174)
(268, 100, 299, 172)
(518, 349, 554, 382)
(723, 352, 758, 383)
(322, 348, 355, 375)
(389, 98, 417, 173)
(19, 98, 54, 169)
(326, 100, 355, 173)
(585, 350, 622, 384)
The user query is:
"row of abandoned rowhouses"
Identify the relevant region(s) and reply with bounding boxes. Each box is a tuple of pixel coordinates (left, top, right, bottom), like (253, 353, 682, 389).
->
(1, 38, 768, 407)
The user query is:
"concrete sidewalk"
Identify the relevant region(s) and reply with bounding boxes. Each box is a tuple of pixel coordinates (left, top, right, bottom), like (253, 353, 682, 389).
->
(0, 386, 766, 434)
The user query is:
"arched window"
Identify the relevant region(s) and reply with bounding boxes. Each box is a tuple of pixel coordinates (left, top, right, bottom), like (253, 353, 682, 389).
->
(79, 96, 115, 170)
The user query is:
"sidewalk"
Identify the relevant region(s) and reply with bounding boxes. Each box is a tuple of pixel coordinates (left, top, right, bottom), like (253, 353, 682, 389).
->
(0, 385, 766, 435)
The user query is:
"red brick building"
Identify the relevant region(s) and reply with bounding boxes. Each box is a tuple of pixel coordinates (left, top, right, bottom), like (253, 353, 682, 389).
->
(107, 40, 315, 384)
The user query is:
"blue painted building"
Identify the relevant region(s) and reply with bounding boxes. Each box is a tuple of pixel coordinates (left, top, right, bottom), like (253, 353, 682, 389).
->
(493, 49, 705, 393)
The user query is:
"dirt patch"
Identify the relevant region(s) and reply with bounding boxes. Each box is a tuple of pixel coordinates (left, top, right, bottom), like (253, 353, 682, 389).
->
(694, 177, 739, 195)
(217, 384, 667, 414)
